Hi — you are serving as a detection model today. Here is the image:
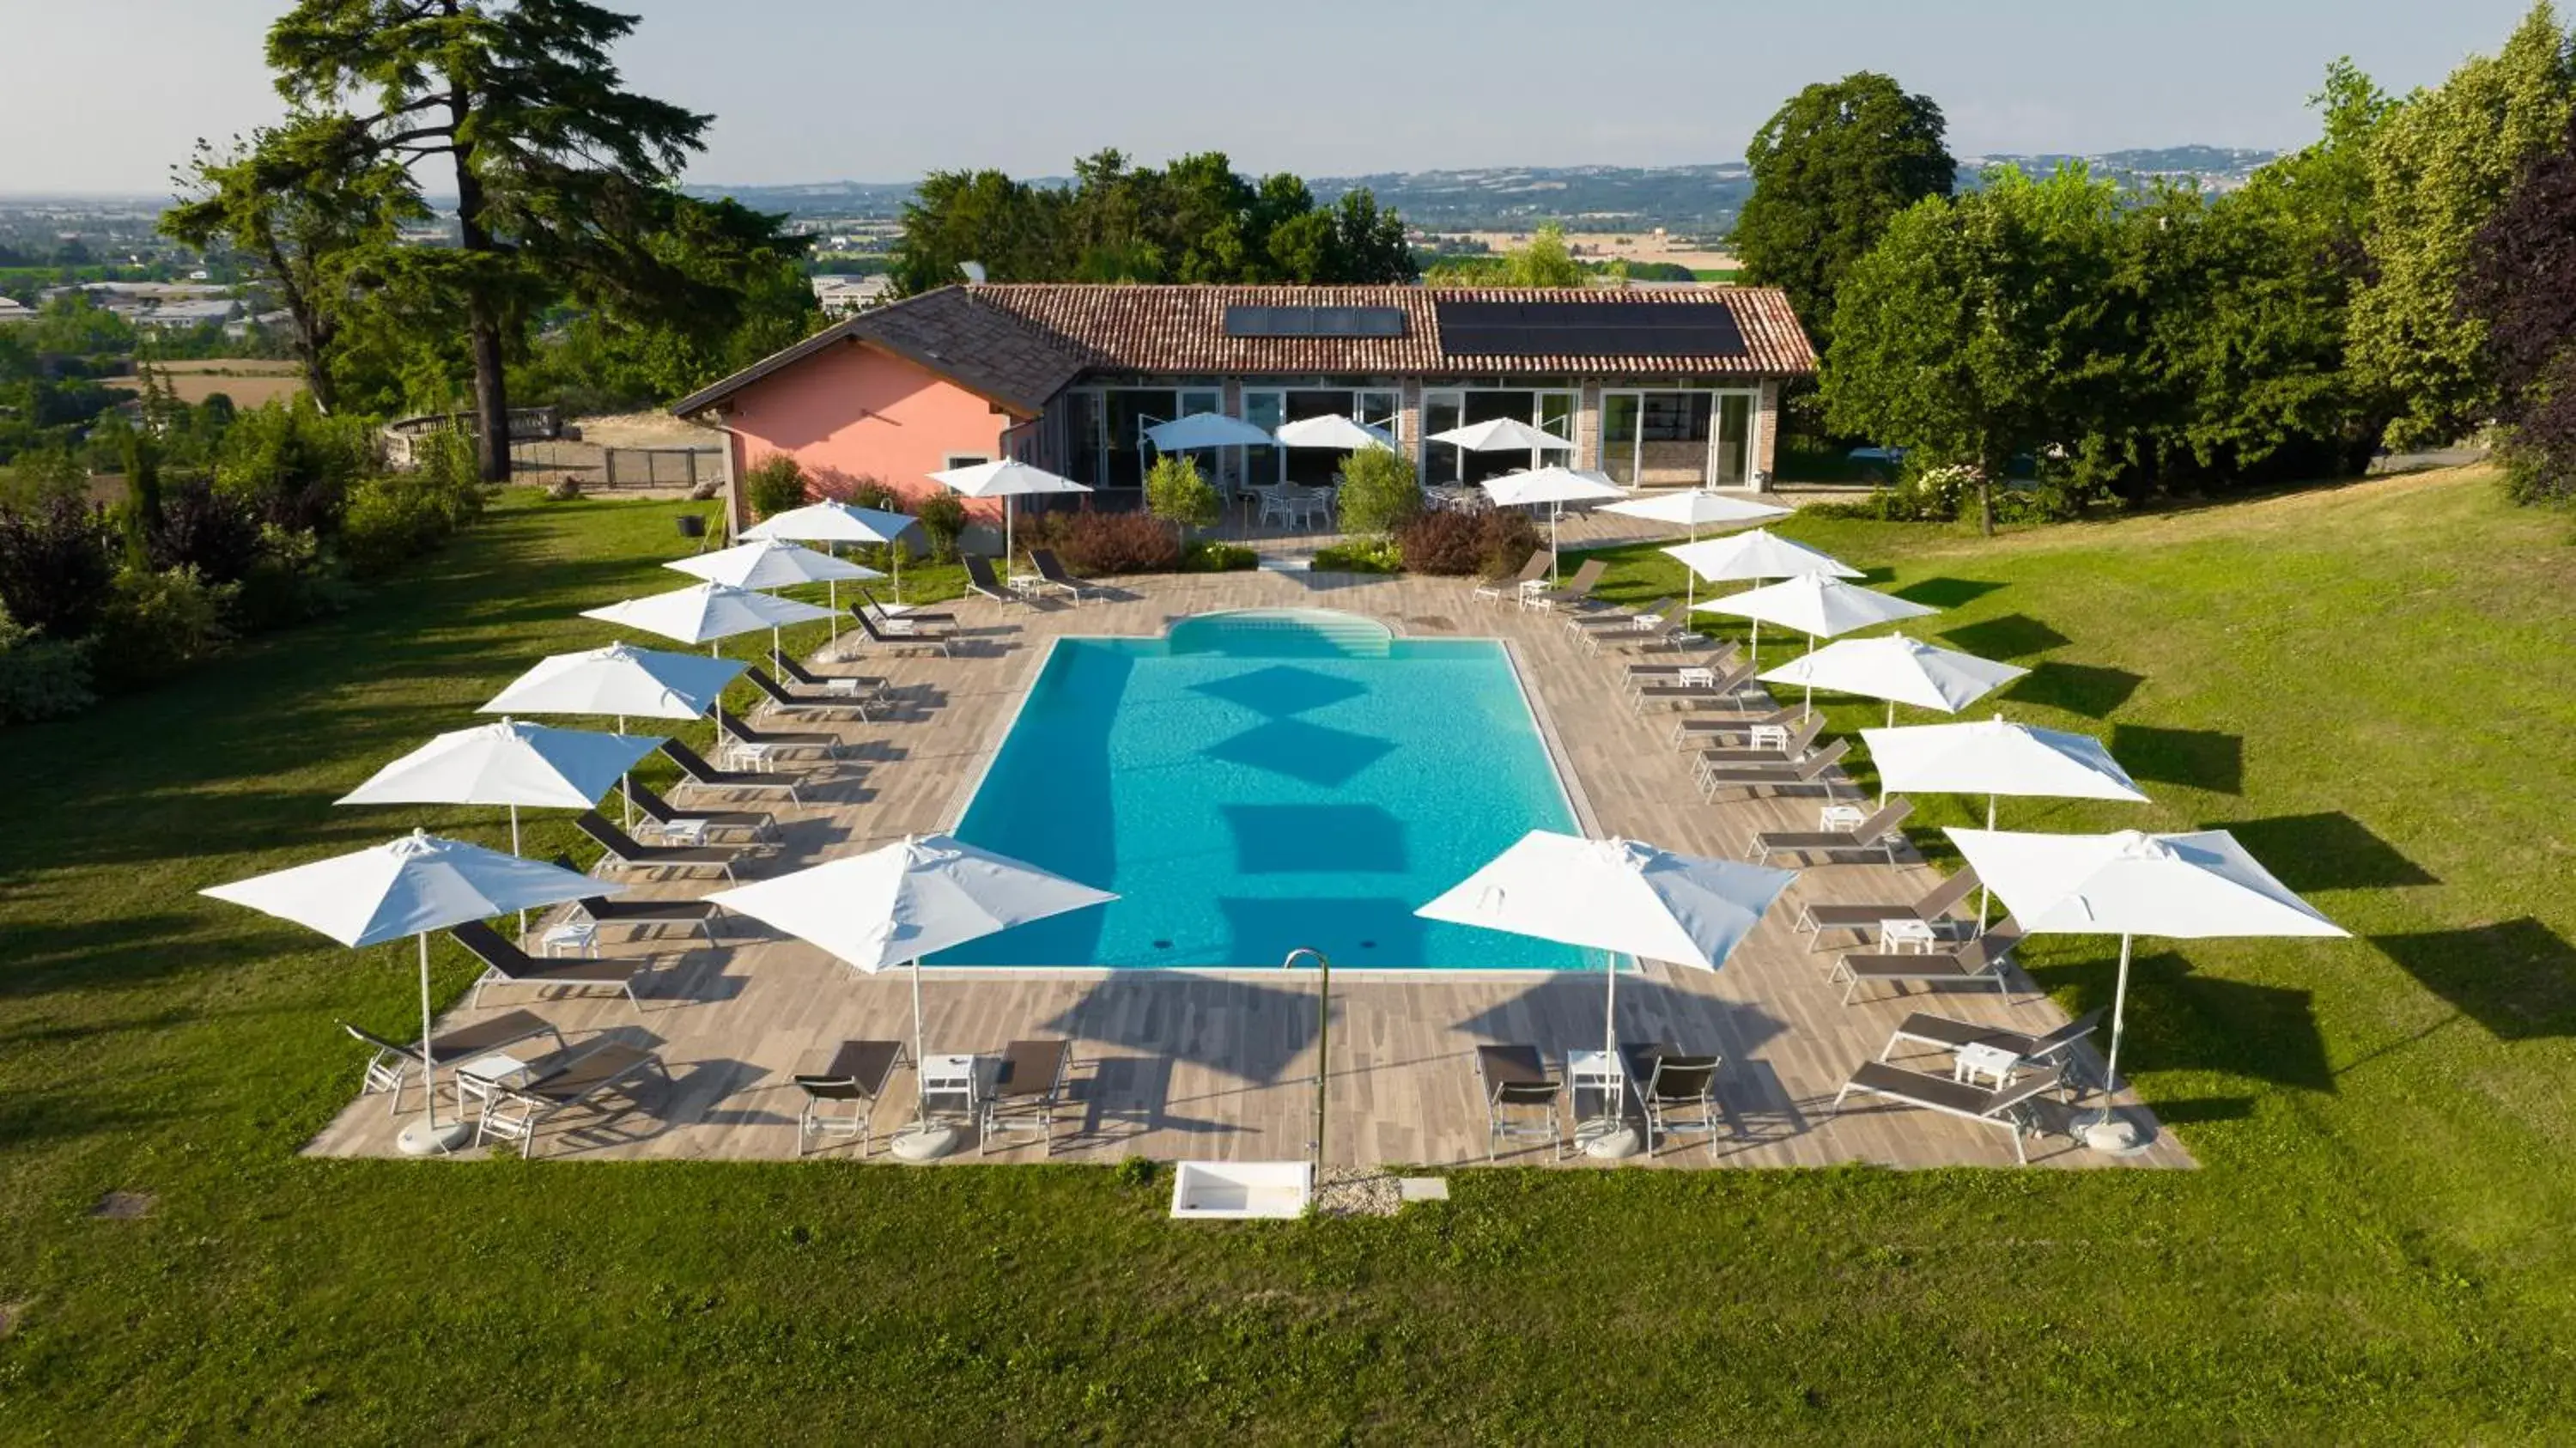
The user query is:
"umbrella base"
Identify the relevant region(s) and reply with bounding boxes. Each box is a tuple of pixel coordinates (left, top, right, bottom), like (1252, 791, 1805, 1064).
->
(1576, 1120, 1642, 1159)
(2081, 1110, 2154, 1156)
(397, 1120, 474, 1157)
(890, 1123, 963, 1162)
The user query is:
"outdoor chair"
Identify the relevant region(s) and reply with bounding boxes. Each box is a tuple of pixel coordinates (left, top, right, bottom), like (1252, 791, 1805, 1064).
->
(1027, 549, 1107, 605)
(1473, 551, 1551, 605)
(574, 891, 722, 944)
(850, 599, 957, 657)
(745, 666, 872, 720)
(794, 1038, 910, 1156)
(472, 1040, 673, 1159)
(1794, 867, 1983, 947)
(1690, 715, 1829, 791)
(1753, 798, 1913, 865)
(1832, 920, 2026, 1006)
(1880, 1007, 2105, 1098)
(1473, 1043, 1564, 1163)
(979, 1038, 1074, 1155)
(715, 705, 841, 764)
(1569, 594, 1674, 643)
(343, 1011, 563, 1117)
(1523, 557, 1607, 612)
(856, 588, 956, 626)
(1832, 1059, 2064, 1165)
(768, 648, 889, 700)
(1696, 738, 1850, 798)
(1620, 1043, 1726, 1158)
(451, 917, 650, 1016)
(1671, 704, 1801, 749)
(964, 554, 1031, 607)
(575, 810, 739, 882)
(623, 781, 775, 843)
(1624, 642, 1740, 684)
(1629, 660, 1759, 714)
(659, 739, 802, 806)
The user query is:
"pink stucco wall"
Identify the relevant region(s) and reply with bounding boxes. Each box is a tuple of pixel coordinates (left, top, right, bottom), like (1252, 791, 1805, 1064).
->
(715, 338, 1018, 521)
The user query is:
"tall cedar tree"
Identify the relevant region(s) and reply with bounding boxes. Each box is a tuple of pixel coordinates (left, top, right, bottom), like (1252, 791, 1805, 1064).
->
(265, 1, 710, 479)
(1735, 73, 1955, 349)
(2464, 110, 2576, 500)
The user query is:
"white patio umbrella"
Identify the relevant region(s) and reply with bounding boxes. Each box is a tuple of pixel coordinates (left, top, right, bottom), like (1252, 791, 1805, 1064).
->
(1759, 634, 2027, 725)
(667, 538, 884, 642)
(1145, 411, 1276, 451)
(927, 459, 1091, 587)
(582, 581, 832, 660)
(1698, 575, 1936, 684)
(1603, 491, 1793, 606)
(743, 501, 920, 603)
(1428, 417, 1575, 454)
(1271, 414, 1396, 452)
(1946, 827, 2346, 1151)
(707, 835, 1115, 1160)
(202, 830, 616, 1154)
(337, 719, 662, 929)
(480, 642, 744, 830)
(1480, 466, 1627, 581)
(1418, 831, 1795, 1158)
(1664, 529, 1861, 660)
(1868, 715, 2150, 922)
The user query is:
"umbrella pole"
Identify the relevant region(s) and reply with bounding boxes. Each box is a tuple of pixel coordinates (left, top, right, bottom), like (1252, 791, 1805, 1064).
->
(2097, 933, 2134, 1127)
(618, 715, 633, 832)
(910, 957, 928, 1128)
(510, 804, 526, 935)
(827, 578, 839, 643)
(1004, 496, 1016, 587)
(417, 933, 440, 1140)
(1979, 795, 1997, 926)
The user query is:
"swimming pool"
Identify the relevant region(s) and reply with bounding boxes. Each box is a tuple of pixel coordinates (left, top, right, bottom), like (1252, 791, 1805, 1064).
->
(936, 610, 1599, 970)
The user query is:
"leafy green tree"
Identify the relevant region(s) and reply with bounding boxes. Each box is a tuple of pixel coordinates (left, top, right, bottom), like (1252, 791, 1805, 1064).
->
(893, 169, 1072, 292)
(264, 0, 714, 478)
(1735, 73, 1955, 347)
(1424, 222, 1589, 287)
(2464, 109, 2576, 499)
(1824, 165, 2126, 533)
(1334, 447, 1423, 537)
(2352, 3, 2576, 448)
(1142, 453, 1219, 542)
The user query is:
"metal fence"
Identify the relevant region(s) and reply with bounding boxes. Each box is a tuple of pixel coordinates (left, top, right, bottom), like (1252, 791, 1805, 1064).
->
(603, 446, 724, 490)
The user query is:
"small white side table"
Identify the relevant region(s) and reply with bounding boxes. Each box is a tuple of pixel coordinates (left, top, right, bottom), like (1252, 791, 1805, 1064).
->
(541, 921, 600, 958)
(1954, 1043, 2019, 1090)
(1820, 802, 1869, 831)
(1877, 918, 1939, 954)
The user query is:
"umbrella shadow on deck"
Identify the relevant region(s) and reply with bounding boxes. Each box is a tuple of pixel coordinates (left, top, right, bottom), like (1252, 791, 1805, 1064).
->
(1036, 973, 1322, 1089)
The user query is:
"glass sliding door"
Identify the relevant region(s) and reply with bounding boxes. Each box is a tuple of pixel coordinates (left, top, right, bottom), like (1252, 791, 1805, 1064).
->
(1422, 389, 1463, 484)
(1601, 392, 1643, 485)
(1241, 388, 1285, 490)
(1713, 392, 1754, 488)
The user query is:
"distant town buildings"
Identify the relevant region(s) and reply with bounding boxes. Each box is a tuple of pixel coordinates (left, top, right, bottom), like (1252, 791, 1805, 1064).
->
(38, 281, 243, 328)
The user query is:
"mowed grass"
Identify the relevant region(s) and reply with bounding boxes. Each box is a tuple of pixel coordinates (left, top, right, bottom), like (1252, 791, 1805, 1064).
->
(3, 475, 2574, 1441)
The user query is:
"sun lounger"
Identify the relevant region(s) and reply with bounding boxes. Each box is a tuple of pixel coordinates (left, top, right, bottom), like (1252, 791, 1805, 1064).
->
(850, 600, 957, 657)
(1752, 798, 1912, 865)
(1473, 550, 1551, 605)
(660, 739, 801, 806)
(964, 554, 1032, 607)
(622, 781, 775, 843)
(715, 705, 841, 760)
(1621, 1042, 1726, 1158)
(857, 587, 956, 626)
(1570, 595, 1674, 633)
(1623, 642, 1740, 681)
(980, 1037, 1074, 1155)
(794, 1038, 910, 1156)
(1027, 549, 1107, 605)
(452, 917, 651, 1015)
(1690, 715, 1827, 786)
(1668, 703, 1799, 747)
(472, 1039, 672, 1159)
(1628, 660, 1759, 714)
(769, 648, 889, 699)
(1473, 1043, 1564, 1162)
(1832, 1058, 2064, 1165)
(576, 810, 739, 881)
(745, 666, 872, 720)
(1881, 1007, 2105, 1095)
(1523, 557, 1607, 611)
(575, 891, 722, 942)
(1794, 867, 1982, 946)
(1832, 920, 2024, 1005)
(1696, 738, 1850, 797)
(343, 1010, 564, 1117)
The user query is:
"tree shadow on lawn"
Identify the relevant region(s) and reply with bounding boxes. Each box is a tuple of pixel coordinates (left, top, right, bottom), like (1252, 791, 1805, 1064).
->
(1939, 612, 2072, 660)
(0, 912, 261, 1000)
(2003, 661, 2145, 720)
(2204, 812, 2438, 892)
(2024, 947, 2334, 1092)
(2110, 724, 2245, 794)
(2371, 919, 2576, 1042)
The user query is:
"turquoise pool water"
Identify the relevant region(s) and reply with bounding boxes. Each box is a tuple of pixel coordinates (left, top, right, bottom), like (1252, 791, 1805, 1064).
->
(936, 610, 1595, 970)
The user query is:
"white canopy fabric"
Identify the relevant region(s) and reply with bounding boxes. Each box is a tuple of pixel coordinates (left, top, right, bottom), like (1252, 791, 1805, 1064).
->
(1480, 467, 1628, 579)
(1418, 830, 1795, 1074)
(1271, 414, 1396, 452)
(1428, 417, 1575, 453)
(1145, 411, 1275, 451)
(337, 720, 661, 813)
(1664, 527, 1860, 584)
(667, 538, 884, 590)
(1866, 717, 2149, 806)
(742, 500, 917, 546)
(927, 459, 1091, 584)
(581, 581, 832, 651)
(1759, 635, 2028, 723)
(203, 830, 616, 1151)
(479, 642, 744, 722)
(1698, 573, 1937, 645)
(1603, 489, 1792, 531)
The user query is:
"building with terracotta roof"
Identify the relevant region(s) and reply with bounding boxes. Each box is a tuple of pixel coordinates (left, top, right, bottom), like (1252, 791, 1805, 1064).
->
(673, 283, 1816, 524)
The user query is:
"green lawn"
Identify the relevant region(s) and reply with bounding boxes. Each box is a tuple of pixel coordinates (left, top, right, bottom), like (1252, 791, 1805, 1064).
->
(4, 477, 2574, 1440)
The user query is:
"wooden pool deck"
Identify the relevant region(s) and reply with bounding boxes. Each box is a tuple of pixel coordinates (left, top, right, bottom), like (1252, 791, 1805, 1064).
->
(307, 569, 2191, 1171)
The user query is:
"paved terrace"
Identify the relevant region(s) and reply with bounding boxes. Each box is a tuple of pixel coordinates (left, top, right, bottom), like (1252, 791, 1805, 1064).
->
(308, 568, 2190, 1171)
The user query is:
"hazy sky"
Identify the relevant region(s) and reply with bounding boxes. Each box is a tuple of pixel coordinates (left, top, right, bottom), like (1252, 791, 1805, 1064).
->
(1, 0, 2547, 194)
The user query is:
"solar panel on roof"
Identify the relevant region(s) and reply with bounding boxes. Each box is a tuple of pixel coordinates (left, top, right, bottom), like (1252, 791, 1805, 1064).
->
(1223, 305, 1409, 338)
(1434, 300, 1747, 357)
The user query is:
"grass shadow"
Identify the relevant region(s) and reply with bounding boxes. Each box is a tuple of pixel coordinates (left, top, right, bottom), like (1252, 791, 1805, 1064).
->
(2003, 661, 2144, 720)
(1939, 613, 2071, 660)
(1895, 577, 2007, 610)
(2371, 920, 2576, 1041)
(2111, 725, 2245, 795)
(2026, 948, 2333, 1092)
(2207, 812, 2438, 891)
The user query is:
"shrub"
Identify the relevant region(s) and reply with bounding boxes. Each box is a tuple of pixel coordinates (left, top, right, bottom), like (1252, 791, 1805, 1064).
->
(1396, 508, 1540, 577)
(1313, 537, 1406, 574)
(0, 605, 94, 724)
(1337, 447, 1423, 537)
(91, 564, 237, 691)
(234, 525, 354, 631)
(1470, 509, 1545, 578)
(149, 477, 265, 584)
(0, 494, 118, 638)
(1144, 454, 1219, 540)
(914, 492, 968, 563)
(742, 453, 807, 519)
(338, 471, 485, 578)
(1041, 510, 1182, 575)
(1181, 541, 1258, 573)
(215, 397, 374, 533)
